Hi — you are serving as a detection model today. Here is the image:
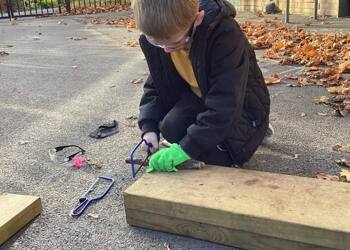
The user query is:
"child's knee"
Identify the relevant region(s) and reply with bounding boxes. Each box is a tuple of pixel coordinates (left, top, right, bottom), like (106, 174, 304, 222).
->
(159, 114, 185, 143)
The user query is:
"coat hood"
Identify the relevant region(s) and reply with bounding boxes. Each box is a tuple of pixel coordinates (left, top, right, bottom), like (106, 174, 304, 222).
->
(199, 0, 237, 33)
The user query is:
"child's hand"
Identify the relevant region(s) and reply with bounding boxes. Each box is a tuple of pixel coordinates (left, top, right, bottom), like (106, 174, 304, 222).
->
(141, 132, 159, 153)
(147, 143, 190, 173)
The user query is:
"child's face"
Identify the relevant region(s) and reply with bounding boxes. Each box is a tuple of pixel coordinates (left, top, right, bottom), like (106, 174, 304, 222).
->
(146, 11, 204, 53)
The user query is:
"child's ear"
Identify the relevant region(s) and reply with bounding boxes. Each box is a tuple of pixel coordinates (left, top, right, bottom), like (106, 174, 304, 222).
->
(195, 10, 205, 26)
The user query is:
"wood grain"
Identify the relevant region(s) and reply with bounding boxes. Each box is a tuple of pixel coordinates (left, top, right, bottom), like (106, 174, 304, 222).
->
(126, 209, 334, 250)
(0, 193, 42, 246)
(124, 166, 350, 249)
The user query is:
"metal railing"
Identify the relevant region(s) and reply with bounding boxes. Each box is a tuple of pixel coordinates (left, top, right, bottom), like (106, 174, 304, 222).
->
(0, 0, 129, 19)
(285, 0, 319, 23)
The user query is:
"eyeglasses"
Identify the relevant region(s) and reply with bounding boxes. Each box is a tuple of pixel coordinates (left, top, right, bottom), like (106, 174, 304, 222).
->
(49, 145, 86, 168)
(145, 16, 198, 50)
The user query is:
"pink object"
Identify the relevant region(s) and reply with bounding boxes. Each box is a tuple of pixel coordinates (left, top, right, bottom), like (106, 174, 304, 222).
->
(72, 156, 85, 169)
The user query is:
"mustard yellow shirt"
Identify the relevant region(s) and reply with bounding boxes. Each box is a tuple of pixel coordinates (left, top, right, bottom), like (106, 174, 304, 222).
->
(170, 50, 202, 97)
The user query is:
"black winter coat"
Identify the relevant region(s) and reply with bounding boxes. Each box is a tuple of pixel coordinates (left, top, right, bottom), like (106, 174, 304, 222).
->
(138, 0, 270, 165)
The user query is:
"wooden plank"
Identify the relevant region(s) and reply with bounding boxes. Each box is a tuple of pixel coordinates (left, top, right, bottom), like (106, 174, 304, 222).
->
(124, 166, 350, 250)
(0, 193, 42, 246)
(126, 209, 333, 250)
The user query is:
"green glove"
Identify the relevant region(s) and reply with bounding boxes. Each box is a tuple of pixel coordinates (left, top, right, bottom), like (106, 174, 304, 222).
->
(147, 143, 190, 173)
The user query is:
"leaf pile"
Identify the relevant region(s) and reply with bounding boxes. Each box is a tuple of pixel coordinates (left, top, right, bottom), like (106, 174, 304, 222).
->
(90, 17, 136, 28)
(62, 5, 130, 15)
(240, 20, 350, 114)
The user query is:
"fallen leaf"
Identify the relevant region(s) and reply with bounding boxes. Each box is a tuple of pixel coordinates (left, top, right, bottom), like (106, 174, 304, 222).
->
(70, 37, 87, 41)
(87, 213, 99, 219)
(126, 115, 138, 120)
(306, 66, 320, 72)
(0, 51, 9, 56)
(264, 74, 281, 85)
(130, 78, 143, 84)
(285, 75, 298, 80)
(255, 11, 264, 17)
(334, 108, 346, 117)
(127, 39, 139, 47)
(19, 140, 29, 145)
(287, 84, 300, 88)
(315, 173, 340, 181)
(315, 96, 330, 104)
(264, 18, 273, 24)
(332, 144, 342, 151)
(164, 242, 171, 250)
(86, 159, 103, 170)
(340, 169, 350, 182)
(336, 159, 350, 168)
(327, 87, 340, 94)
(339, 61, 350, 73)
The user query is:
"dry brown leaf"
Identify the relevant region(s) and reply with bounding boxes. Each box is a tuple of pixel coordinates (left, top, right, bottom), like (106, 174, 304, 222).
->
(264, 74, 281, 85)
(293, 154, 300, 160)
(315, 173, 340, 181)
(315, 96, 330, 104)
(339, 61, 350, 73)
(285, 75, 298, 80)
(304, 48, 318, 58)
(306, 66, 320, 72)
(87, 213, 99, 219)
(127, 39, 139, 47)
(332, 144, 342, 151)
(130, 78, 144, 84)
(327, 86, 340, 94)
(340, 169, 350, 182)
(255, 11, 264, 17)
(336, 159, 350, 168)
(264, 18, 273, 24)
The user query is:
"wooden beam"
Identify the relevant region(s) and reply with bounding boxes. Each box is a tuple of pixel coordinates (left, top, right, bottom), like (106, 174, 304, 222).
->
(124, 166, 350, 250)
(0, 193, 42, 246)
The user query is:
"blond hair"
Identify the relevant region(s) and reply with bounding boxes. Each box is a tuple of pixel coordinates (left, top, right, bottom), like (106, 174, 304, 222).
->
(132, 0, 199, 40)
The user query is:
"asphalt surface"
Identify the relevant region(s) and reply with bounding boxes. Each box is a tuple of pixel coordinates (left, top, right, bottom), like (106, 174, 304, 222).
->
(0, 13, 349, 250)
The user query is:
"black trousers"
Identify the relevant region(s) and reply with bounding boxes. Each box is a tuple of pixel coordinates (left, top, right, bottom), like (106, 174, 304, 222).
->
(159, 90, 234, 167)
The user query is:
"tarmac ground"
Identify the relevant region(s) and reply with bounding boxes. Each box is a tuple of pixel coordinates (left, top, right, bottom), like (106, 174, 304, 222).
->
(0, 12, 349, 250)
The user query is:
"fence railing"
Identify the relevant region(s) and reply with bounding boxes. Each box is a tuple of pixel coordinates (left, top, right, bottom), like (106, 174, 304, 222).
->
(0, 0, 129, 19)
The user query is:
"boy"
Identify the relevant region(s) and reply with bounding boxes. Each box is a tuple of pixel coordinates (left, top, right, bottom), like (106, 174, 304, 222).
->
(132, 0, 270, 172)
